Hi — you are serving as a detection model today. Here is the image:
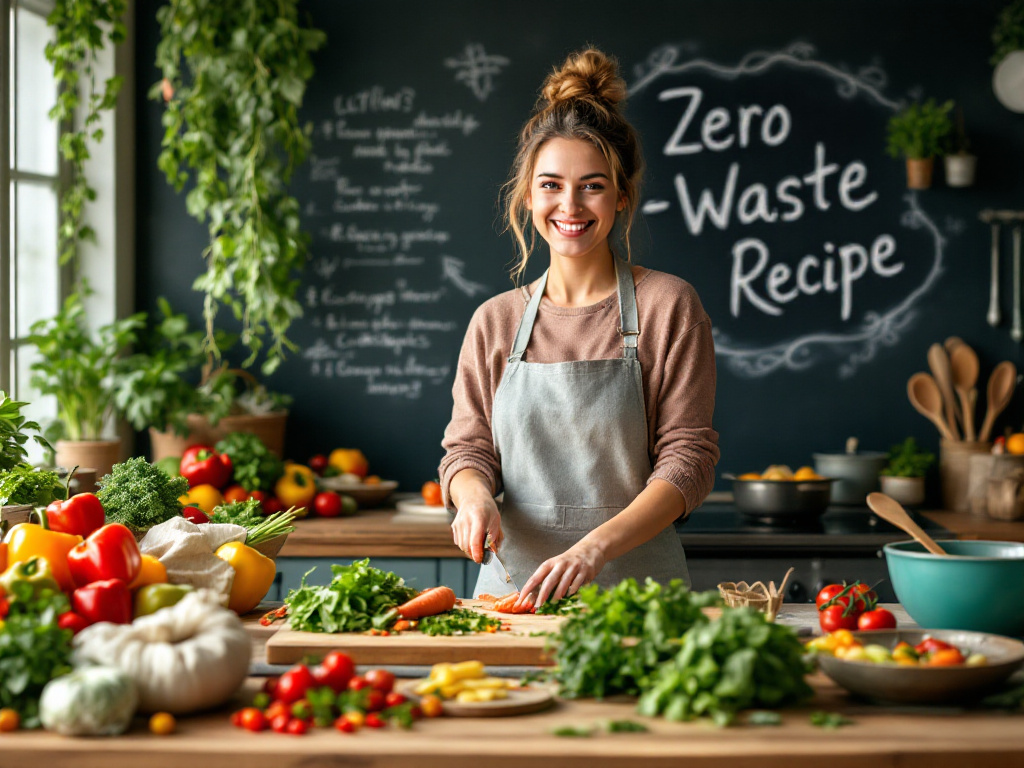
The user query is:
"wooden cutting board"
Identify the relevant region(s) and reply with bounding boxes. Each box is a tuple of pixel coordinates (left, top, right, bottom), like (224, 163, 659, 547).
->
(265, 600, 566, 666)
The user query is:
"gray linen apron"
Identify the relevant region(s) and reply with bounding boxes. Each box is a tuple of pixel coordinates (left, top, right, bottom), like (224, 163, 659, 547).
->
(473, 258, 690, 597)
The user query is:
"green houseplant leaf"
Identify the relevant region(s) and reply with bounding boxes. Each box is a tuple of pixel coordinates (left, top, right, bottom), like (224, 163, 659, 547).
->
(0, 393, 53, 473)
(151, 1, 327, 374)
(881, 437, 935, 478)
(885, 99, 954, 160)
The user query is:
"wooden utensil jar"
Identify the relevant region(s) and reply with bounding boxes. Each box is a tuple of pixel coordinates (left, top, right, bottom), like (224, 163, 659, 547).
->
(940, 439, 992, 512)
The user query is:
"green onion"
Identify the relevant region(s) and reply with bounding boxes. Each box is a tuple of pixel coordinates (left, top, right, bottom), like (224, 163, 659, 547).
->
(245, 508, 298, 546)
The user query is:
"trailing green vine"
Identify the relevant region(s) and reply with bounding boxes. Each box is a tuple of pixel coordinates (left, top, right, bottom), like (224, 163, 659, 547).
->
(44, 0, 128, 270)
(151, 0, 326, 374)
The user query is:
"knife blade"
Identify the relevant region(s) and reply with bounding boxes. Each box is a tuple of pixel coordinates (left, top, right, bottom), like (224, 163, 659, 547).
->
(481, 546, 519, 592)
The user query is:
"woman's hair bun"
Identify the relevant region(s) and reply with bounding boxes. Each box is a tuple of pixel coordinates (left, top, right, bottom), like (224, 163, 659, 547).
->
(540, 48, 626, 110)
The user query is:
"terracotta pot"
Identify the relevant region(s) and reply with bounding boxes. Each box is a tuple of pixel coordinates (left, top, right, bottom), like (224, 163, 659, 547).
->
(906, 157, 934, 189)
(879, 475, 926, 507)
(149, 411, 288, 462)
(55, 438, 122, 485)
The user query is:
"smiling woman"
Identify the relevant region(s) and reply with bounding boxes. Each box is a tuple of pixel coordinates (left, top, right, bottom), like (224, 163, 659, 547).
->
(440, 48, 720, 608)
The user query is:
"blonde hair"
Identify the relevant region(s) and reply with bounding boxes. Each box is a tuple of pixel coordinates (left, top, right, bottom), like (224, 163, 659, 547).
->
(502, 48, 644, 281)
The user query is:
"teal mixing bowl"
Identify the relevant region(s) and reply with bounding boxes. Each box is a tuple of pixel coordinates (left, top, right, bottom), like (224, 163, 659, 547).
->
(883, 540, 1024, 637)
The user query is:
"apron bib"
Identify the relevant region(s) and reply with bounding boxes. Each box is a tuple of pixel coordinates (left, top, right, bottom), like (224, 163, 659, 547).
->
(474, 258, 689, 597)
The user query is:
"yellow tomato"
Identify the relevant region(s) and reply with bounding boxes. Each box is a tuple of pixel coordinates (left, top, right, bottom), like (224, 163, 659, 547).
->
(1007, 433, 1024, 455)
(179, 483, 223, 515)
(149, 712, 176, 735)
(0, 708, 20, 732)
(328, 448, 369, 478)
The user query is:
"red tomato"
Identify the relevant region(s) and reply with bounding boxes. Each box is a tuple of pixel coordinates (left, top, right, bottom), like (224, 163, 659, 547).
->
(815, 584, 846, 608)
(313, 491, 343, 518)
(222, 484, 250, 504)
(857, 608, 897, 631)
(261, 496, 284, 515)
(285, 718, 308, 735)
(364, 668, 396, 693)
(262, 676, 279, 697)
(182, 505, 210, 524)
(314, 651, 355, 692)
(915, 637, 955, 655)
(348, 676, 369, 692)
(308, 455, 329, 475)
(264, 700, 290, 721)
(239, 707, 267, 732)
(248, 490, 267, 505)
(275, 664, 316, 704)
(363, 690, 387, 712)
(270, 713, 291, 733)
(384, 691, 407, 708)
(230, 710, 245, 728)
(927, 647, 966, 666)
(364, 712, 386, 729)
(334, 716, 356, 733)
(421, 481, 443, 507)
(819, 604, 859, 632)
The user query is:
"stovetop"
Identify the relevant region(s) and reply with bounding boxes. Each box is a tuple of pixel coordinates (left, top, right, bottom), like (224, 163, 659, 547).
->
(674, 502, 953, 555)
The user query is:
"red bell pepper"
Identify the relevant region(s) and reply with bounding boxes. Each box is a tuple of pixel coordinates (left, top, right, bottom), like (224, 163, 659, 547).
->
(180, 445, 233, 489)
(67, 523, 142, 588)
(46, 493, 106, 538)
(72, 579, 132, 625)
(57, 610, 91, 635)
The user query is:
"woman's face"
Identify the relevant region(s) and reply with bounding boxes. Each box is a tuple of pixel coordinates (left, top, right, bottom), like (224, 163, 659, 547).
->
(526, 137, 623, 263)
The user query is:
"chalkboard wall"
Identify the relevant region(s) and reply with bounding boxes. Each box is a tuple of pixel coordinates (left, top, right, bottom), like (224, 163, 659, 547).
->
(135, 0, 1024, 495)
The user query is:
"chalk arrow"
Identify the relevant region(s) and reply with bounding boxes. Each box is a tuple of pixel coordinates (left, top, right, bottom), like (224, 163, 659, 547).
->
(441, 255, 488, 297)
(642, 199, 670, 215)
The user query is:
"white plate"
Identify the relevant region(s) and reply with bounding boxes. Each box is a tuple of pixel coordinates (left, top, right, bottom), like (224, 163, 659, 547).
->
(994, 50, 1024, 112)
(395, 497, 450, 516)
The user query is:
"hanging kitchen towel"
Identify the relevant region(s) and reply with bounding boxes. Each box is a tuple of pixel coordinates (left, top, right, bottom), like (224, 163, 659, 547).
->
(139, 517, 247, 604)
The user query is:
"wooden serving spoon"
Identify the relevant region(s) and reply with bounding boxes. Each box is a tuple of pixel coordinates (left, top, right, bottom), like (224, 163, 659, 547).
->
(907, 372, 957, 441)
(979, 361, 1018, 442)
(927, 342, 960, 440)
(950, 343, 981, 441)
(867, 492, 947, 555)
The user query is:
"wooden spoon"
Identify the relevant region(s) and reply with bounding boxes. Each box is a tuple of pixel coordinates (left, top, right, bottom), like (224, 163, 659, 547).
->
(927, 343, 960, 440)
(979, 361, 1018, 442)
(949, 343, 981, 441)
(866, 492, 947, 555)
(944, 336, 964, 355)
(907, 372, 957, 441)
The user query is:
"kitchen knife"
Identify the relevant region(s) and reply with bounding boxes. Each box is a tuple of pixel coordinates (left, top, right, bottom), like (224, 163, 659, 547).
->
(481, 546, 519, 592)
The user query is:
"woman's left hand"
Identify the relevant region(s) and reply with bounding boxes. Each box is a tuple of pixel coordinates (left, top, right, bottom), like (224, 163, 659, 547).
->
(515, 540, 606, 609)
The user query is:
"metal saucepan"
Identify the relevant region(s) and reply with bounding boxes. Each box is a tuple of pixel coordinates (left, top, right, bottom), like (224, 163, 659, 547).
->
(726, 474, 836, 523)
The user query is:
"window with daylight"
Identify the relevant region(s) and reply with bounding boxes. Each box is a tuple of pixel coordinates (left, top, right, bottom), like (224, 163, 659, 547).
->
(1, 0, 61, 455)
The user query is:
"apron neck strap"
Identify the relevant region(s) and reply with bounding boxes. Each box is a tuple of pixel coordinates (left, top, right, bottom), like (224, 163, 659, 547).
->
(507, 258, 639, 363)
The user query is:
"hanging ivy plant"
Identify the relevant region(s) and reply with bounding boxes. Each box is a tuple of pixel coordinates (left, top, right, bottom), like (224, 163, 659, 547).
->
(151, 0, 326, 374)
(45, 0, 128, 269)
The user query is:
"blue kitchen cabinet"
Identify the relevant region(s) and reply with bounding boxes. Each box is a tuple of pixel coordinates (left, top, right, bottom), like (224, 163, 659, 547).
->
(273, 557, 482, 600)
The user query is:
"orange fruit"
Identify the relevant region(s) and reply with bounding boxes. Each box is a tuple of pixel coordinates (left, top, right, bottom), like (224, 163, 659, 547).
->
(328, 448, 369, 478)
(1007, 433, 1024, 455)
(737, 472, 762, 480)
(793, 466, 822, 481)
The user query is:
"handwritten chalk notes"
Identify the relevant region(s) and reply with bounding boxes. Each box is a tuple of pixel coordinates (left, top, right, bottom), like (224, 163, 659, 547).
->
(298, 48, 502, 399)
(631, 43, 944, 377)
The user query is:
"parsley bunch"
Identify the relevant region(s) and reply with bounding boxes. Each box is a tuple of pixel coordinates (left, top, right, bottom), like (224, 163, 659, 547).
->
(551, 578, 720, 699)
(637, 606, 813, 726)
(0, 582, 74, 728)
(285, 559, 417, 633)
(208, 498, 265, 528)
(97, 456, 189, 531)
(417, 608, 502, 636)
(0, 464, 64, 507)
(214, 431, 283, 492)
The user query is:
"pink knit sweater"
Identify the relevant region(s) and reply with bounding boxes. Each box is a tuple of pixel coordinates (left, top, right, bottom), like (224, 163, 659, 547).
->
(439, 265, 720, 516)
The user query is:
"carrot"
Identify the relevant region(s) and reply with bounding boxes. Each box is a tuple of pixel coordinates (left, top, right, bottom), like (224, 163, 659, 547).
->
(489, 591, 535, 614)
(396, 586, 457, 619)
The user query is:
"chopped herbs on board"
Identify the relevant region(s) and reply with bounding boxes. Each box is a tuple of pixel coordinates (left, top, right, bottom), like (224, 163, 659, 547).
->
(417, 608, 502, 636)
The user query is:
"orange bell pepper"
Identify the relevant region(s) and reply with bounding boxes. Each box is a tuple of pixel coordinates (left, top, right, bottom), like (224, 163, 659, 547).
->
(4, 511, 83, 592)
(129, 554, 168, 590)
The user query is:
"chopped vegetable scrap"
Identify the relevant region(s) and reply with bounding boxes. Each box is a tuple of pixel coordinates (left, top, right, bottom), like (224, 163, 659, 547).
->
(478, 591, 535, 614)
(414, 661, 516, 703)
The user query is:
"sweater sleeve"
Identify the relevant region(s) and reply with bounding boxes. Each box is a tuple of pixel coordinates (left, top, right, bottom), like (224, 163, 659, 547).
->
(438, 302, 506, 509)
(647, 314, 720, 516)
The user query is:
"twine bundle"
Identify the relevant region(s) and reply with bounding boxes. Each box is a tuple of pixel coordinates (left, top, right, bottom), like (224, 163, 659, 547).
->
(717, 567, 794, 622)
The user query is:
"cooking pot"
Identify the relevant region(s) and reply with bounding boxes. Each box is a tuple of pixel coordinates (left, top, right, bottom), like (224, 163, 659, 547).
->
(813, 439, 888, 505)
(727, 475, 835, 524)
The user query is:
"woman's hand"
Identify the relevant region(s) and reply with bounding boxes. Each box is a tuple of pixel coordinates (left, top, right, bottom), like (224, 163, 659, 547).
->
(515, 539, 606, 609)
(448, 469, 503, 563)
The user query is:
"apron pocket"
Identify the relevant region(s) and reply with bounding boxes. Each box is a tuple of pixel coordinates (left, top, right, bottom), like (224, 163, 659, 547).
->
(502, 502, 624, 532)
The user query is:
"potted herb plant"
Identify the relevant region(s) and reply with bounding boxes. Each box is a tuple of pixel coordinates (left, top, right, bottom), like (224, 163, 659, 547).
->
(885, 99, 954, 189)
(944, 105, 977, 188)
(879, 437, 936, 506)
(114, 300, 291, 462)
(26, 292, 145, 481)
(0, 391, 57, 525)
(151, 1, 326, 375)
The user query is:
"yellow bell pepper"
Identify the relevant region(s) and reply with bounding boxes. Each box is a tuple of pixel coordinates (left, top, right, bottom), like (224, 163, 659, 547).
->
(129, 554, 168, 590)
(178, 484, 223, 515)
(214, 541, 277, 614)
(4, 514, 82, 592)
(274, 463, 317, 512)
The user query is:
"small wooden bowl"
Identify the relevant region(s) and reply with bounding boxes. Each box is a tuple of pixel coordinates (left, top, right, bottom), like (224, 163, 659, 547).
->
(250, 532, 289, 559)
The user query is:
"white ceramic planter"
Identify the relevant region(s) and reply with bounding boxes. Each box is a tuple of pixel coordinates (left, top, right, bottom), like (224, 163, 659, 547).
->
(879, 475, 926, 507)
(944, 153, 977, 187)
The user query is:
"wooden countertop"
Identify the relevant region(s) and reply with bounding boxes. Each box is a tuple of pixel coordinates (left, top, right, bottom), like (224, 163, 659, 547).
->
(277, 505, 1024, 559)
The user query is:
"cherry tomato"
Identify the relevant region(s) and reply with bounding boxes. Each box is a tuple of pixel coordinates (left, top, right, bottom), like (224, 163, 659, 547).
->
(927, 647, 966, 666)
(230, 709, 245, 728)
(819, 604, 859, 632)
(261, 496, 284, 515)
(309, 455, 329, 475)
(275, 664, 316, 704)
(149, 712, 176, 735)
(363, 689, 387, 712)
(262, 676, 279, 697)
(248, 489, 267, 505)
(364, 668, 396, 693)
(364, 712, 386, 729)
(384, 691, 407, 708)
(182, 505, 210, 524)
(239, 707, 267, 732)
(313, 491, 343, 518)
(915, 637, 956, 655)
(270, 713, 291, 733)
(314, 650, 355, 693)
(857, 608, 897, 631)
(419, 694, 443, 718)
(264, 700, 290, 721)
(334, 716, 356, 733)
(222, 484, 250, 504)
(421, 481, 443, 507)
(815, 584, 846, 608)
(348, 675, 369, 692)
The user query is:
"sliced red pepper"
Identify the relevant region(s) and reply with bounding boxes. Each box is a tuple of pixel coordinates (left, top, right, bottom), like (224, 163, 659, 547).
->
(72, 579, 133, 625)
(180, 444, 233, 489)
(67, 523, 142, 588)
